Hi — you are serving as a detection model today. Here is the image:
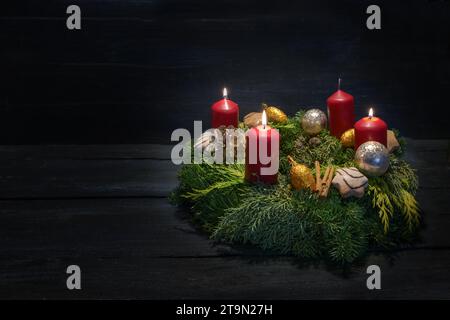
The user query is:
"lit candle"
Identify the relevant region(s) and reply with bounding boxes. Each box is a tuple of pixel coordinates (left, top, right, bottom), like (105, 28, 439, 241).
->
(245, 110, 280, 184)
(354, 108, 388, 150)
(211, 88, 239, 128)
(326, 78, 355, 138)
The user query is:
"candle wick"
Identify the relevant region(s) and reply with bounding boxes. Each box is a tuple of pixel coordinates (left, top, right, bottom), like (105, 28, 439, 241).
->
(338, 78, 341, 90)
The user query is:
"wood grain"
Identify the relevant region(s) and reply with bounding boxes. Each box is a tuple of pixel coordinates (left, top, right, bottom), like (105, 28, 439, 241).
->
(1, 0, 449, 143)
(0, 141, 449, 298)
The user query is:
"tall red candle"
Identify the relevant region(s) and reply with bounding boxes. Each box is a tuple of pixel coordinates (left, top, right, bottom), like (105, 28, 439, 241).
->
(245, 111, 280, 184)
(326, 79, 355, 138)
(211, 88, 239, 128)
(354, 108, 387, 150)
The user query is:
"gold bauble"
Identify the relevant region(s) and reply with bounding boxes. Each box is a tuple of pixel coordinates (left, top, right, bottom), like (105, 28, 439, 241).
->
(262, 104, 288, 124)
(287, 156, 315, 191)
(340, 128, 355, 148)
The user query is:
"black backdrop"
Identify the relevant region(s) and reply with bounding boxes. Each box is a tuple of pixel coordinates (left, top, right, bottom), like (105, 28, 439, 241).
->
(1, 0, 449, 144)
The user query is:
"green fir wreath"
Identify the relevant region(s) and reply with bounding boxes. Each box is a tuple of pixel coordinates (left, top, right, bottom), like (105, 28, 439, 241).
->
(170, 110, 420, 264)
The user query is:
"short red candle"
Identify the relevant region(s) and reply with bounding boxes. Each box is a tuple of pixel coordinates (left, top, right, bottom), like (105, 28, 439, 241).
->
(245, 111, 279, 184)
(326, 80, 355, 138)
(354, 108, 388, 150)
(211, 88, 239, 128)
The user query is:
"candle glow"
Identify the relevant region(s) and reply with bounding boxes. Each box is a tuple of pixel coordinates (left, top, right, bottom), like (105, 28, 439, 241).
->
(245, 108, 279, 184)
(262, 110, 267, 129)
(354, 107, 387, 150)
(211, 87, 239, 128)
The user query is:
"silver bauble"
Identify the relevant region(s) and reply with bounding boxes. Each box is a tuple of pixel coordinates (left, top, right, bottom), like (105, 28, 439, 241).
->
(301, 108, 327, 135)
(355, 141, 390, 176)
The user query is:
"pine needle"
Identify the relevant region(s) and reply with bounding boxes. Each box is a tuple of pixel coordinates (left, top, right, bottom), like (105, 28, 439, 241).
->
(171, 109, 421, 264)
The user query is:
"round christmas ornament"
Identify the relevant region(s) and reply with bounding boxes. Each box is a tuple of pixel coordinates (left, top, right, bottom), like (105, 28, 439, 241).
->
(301, 109, 327, 135)
(262, 104, 288, 124)
(355, 141, 389, 176)
(340, 128, 355, 148)
(287, 156, 315, 190)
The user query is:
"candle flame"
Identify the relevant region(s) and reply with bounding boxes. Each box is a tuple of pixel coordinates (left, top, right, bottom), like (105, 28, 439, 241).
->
(262, 110, 267, 128)
(368, 108, 374, 118)
(223, 88, 228, 99)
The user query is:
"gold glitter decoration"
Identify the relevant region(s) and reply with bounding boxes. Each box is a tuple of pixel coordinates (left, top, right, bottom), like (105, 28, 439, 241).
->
(262, 104, 288, 124)
(340, 128, 355, 148)
(287, 156, 315, 191)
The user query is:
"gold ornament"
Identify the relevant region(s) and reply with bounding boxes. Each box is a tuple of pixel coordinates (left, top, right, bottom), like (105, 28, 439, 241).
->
(340, 128, 355, 148)
(287, 156, 315, 191)
(243, 112, 262, 128)
(262, 103, 288, 124)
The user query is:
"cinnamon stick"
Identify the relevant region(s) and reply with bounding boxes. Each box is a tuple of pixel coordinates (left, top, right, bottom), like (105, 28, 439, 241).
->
(315, 161, 321, 192)
(320, 166, 331, 194)
(327, 167, 336, 196)
(320, 166, 335, 198)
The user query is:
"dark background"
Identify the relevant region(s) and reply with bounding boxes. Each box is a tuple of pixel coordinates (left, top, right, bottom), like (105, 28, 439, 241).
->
(0, 1, 449, 300)
(1, 0, 449, 144)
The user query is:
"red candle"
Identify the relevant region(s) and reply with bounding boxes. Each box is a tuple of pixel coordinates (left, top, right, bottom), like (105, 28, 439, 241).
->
(211, 88, 239, 128)
(354, 108, 387, 150)
(245, 111, 280, 184)
(326, 79, 355, 138)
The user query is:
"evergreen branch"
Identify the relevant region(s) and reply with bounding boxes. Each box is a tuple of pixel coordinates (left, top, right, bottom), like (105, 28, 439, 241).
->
(171, 110, 421, 264)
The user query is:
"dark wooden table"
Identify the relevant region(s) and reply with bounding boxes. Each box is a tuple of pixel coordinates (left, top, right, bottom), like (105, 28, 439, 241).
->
(0, 141, 449, 299)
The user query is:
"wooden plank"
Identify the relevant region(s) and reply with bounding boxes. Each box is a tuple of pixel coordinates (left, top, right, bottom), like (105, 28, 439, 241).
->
(402, 139, 449, 166)
(1, 250, 450, 299)
(0, 198, 234, 258)
(0, 158, 179, 199)
(415, 167, 450, 190)
(0, 160, 446, 200)
(0, 142, 447, 199)
(0, 143, 448, 299)
(0, 144, 172, 160)
(0, 194, 447, 259)
(1, 1, 450, 143)
(0, 140, 446, 163)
